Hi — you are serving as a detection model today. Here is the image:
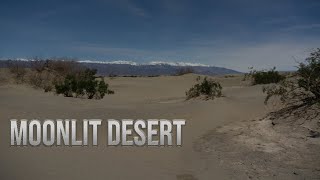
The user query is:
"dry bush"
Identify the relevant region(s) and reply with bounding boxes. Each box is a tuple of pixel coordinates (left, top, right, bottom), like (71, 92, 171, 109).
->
(30, 57, 46, 73)
(0, 68, 11, 85)
(28, 59, 84, 90)
(46, 59, 83, 76)
(28, 70, 56, 92)
(6, 60, 27, 83)
(31, 59, 83, 75)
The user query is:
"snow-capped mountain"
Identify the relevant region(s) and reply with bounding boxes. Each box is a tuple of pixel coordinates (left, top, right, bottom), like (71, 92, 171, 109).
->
(78, 60, 210, 67)
(79, 60, 240, 76)
(148, 61, 210, 67)
(78, 60, 138, 66)
(3, 58, 214, 67)
(0, 59, 240, 76)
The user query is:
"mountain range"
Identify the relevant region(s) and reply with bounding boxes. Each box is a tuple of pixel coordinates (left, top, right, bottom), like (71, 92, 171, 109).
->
(0, 59, 241, 76)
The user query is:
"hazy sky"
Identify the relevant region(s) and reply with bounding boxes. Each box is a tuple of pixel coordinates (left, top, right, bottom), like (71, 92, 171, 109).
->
(1, 0, 320, 71)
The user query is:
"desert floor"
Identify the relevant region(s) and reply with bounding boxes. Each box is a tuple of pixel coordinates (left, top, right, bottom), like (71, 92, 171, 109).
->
(0, 73, 319, 180)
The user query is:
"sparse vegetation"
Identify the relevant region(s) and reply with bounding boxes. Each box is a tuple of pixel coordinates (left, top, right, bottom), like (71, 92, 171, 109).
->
(244, 67, 285, 85)
(224, 75, 236, 78)
(263, 48, 320, 120)
(6, 60, 27, 83)
(122, 75, 138, 77)
(186, 76, 222, 100)
(28, 59, 84, 91)
(6, 58, 114, 99)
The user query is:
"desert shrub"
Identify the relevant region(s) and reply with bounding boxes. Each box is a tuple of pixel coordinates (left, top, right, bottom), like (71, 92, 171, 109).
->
(55, 74, 75, 97)
(186, 77, 222, 100)
(6, 60, 27, 83)
(28, 70, 56, 91)
(175, 67, 194, 76)
(31, 59, 83, 76)
(244, 67, 285, 85)
(0, 68, 11, 85)
(30, 58, 47, 73)
(28, 59, 84, 91)
(55, 68, 113, 99)
(97, 80, 114, 98)
(5, 58, 112, 98)
(46, 59, 82, 76)
(263, 48, 320, 120)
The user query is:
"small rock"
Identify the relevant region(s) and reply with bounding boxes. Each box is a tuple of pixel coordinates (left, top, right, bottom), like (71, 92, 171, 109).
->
(308, 130, 320, 138)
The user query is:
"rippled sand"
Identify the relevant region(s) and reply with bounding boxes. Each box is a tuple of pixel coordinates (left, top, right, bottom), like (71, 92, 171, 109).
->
(0, 73, 319, 179)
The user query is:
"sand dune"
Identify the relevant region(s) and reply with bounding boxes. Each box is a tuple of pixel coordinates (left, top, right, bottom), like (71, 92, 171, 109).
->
(0, 74, 319, 179)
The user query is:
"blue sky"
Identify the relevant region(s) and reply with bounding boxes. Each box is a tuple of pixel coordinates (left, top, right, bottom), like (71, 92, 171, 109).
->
(0, 0, 320, 71)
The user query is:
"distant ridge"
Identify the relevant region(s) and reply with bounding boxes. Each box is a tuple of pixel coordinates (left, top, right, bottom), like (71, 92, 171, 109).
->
(78, 60, 210, 67)
(0, 59, 240, 76)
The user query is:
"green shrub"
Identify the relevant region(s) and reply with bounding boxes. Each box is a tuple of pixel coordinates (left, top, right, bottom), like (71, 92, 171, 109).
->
(97, 80, 114, 98)
(55, 75, 74, 97)
(263, 48, 320, 120)
(186, 77, 222, 100)
(55, 68, 113, 99)
(244, 67, 285, 85)
(297, 50, 320, 100)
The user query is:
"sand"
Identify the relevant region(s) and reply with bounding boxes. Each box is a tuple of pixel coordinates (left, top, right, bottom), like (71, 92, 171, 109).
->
(0, 73, 319, 179)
